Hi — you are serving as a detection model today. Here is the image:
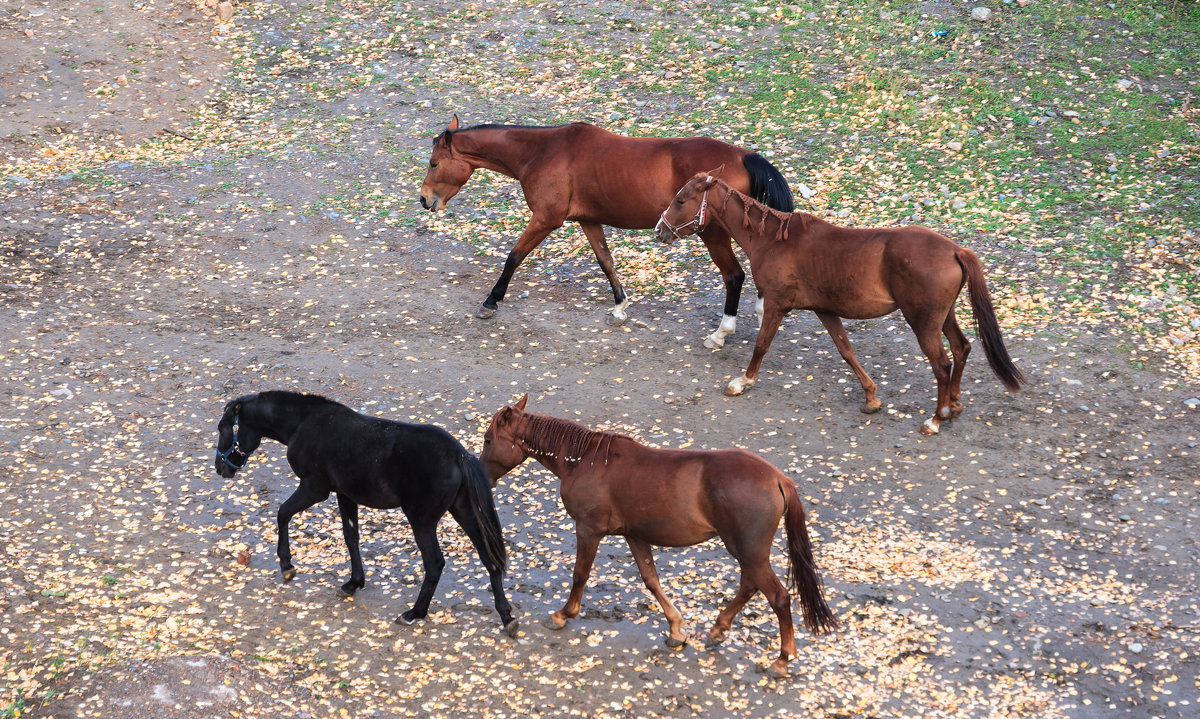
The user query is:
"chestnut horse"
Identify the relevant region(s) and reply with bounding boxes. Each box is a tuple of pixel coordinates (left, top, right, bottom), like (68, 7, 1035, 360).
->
(656, 168, 1025, 435)
(419, 115, 793, 344)
(479, 395, 837, 678)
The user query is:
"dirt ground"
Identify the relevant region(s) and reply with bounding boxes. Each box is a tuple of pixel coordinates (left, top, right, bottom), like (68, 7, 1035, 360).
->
(2, 2, 1198, 718)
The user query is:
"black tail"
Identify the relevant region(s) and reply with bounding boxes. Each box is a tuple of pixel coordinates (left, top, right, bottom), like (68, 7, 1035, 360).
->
(957, 249, 1026, 392)
(457, 453, 508, 573)
(743, 152, 794, 213)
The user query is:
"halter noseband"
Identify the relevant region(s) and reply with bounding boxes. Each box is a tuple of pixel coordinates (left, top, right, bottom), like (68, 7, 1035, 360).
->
(658, 183, 711, 240)
(216, 413, 247, 470)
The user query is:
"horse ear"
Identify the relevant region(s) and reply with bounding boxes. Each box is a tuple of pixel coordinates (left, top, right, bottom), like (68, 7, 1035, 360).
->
(448, 114, 460, 131)
(514, 393, 528, 411)
(705, 165, 725, 184)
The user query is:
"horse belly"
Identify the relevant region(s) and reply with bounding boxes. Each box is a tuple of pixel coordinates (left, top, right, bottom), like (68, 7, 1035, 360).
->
(622, 515, 718, 548)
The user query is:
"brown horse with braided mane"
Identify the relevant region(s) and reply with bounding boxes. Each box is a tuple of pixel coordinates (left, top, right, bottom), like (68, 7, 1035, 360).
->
(656, 167, 1026, 435)
(479, 395, 837, 678)
(418, 115, 793, 343)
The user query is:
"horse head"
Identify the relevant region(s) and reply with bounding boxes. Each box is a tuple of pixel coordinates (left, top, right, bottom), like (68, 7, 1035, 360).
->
(480, 394, 530, 485)
(214, 395, 263, 478)
(655, 165, 724, 244)
(419, 115, 475, 211)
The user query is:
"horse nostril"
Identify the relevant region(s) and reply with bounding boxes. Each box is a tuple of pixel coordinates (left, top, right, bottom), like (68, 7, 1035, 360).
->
(419, 196, 429, 209)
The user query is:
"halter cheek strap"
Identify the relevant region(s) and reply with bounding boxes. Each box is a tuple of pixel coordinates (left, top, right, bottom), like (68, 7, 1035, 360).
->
(658, 188, 711, 239)
(216, 413, 246, 470)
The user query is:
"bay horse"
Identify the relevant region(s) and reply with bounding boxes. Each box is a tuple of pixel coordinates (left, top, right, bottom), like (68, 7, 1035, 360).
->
(419, 115, 793, 345)
(479, 395, 837, 677)
(212, 391, 518, 636)
(656, 167, 1026, 435)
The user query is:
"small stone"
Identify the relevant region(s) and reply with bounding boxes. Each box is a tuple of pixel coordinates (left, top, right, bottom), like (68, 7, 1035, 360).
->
(952, 200, 967, 210)
(1183, 398, 1200, 409)
(971, 7, 994, 21)
(1119, 514, 1132, 522)
(1117, 78, 1136, 91)
(946, 141, 963, 152)
(797, 183, 815, 199)
(608, 111, 623, 121)
(1128, 642, 1143, 653)
(216, 1, 234, 22)
(1032, 498, 1047, 506)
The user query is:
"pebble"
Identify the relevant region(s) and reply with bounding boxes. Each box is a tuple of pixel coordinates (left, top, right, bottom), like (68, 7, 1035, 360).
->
(1119, 514, 1132, 522)
(1128, 642, 1143, 654)
(952, 200, 967, 210)
(1184, 398, 1200, 409)
(970, 7, 994, 21)
(946, 141, 963, 152)
(797, 183, 815, 199)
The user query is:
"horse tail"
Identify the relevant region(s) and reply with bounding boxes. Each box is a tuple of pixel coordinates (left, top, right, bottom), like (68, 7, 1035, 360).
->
(956, 249, 1026, 392)
(457, 452, 508, 574)
(779, 479, 837, 634)
(743, 152, 795, 213)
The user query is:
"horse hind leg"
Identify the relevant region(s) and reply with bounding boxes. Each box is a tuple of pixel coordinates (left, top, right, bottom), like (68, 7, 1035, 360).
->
(745, 561, 797, 679)
(904, 311, 954, 435)
(579, 222, 630, 324)
(449, 500, 519, 637)
(397, 517, 445, 625)
(335, 494, 366, 597)
(707, 576, 756, 649)
(943, 311, 971, 419)
(625, 537, 686, 649)
(816, 312, 881, 413)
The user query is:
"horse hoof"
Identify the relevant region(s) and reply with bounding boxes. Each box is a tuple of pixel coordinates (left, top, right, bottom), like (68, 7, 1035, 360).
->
(607, 313, 626, 327)
(476, 305, 497, 320)
(920, 418, 940, 435)
(281, 568, 297, 584)
(336, 585, 358, 598)
(543, 615, 567, 631)
(949, 402, 965, 419)
(703, 336, 725, 350)
(705, 634, 725, 649)
(860, 402, 882, 414)
(396, 609, 425, 626)
(761, 662, 788, 679)
(665, 636, 686, 650)
(504, 619, 520, 638)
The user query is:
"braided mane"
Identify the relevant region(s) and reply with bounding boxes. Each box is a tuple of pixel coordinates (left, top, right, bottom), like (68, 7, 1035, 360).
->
(516, 412, 618, 466)
(716, 180, 806, 242)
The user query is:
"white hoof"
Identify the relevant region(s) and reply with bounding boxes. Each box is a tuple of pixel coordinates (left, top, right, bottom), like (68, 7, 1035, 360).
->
(920, 418, 940, 435)
(704, 333, 726, 350)
(611, 298, 630, 323)
(726, 376, 754, 396)
(705, 314, 737, 350)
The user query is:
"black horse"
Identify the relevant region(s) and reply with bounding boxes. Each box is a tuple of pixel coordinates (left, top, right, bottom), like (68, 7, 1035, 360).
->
(213, 390, 518, 635)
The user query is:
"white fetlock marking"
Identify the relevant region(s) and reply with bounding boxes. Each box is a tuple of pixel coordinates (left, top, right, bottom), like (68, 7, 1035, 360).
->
(922, 418, 940, 434)
(756, 297, 765, 329)
(704, 314, 737, 349)
(939, 406, 951, 418)
(612, 298, 630, 321)
(727, 376, 755, 395)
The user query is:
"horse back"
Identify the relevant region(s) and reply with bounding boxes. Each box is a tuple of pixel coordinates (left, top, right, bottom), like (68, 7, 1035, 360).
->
(534, 128, 751, 229)
(285, 410, 469, 511)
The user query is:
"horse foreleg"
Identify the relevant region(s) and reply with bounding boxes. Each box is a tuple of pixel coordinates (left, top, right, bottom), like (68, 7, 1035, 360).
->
(579, 222, 629, 324)
(816, 312, 882, 414)
(479, 217, 559, 319)
(398, 518, 445, 625)
(548, 531, 601, 630)
(625, 537, 686, 648)
(698, 228, 745, 349)
(727, 304, 786, 396)
(276, 486, 326, 584)
(335, 494, 365, 597)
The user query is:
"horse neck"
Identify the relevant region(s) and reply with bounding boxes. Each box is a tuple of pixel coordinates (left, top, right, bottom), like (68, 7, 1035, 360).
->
(708, 181, 800, 256)
(453, 127, 537, 180)
(245, 392, 329, 444)
(514, 412, 610, 473)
